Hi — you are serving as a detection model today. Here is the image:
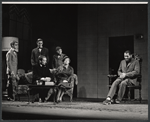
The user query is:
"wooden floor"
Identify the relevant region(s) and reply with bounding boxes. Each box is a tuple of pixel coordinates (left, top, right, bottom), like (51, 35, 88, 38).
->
(2, 100, 148, 120)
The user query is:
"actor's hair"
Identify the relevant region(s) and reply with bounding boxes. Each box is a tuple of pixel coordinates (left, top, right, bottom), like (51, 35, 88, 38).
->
(36, 38, 43, 43)
(10, 40, 18, 48)
(38, 55, 46, 62)
(124, 50, 132, 55)
(56, 46, 62, 51)
(63, 55, 71, 63)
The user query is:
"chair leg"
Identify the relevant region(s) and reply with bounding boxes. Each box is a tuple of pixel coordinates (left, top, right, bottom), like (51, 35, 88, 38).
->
(53, 88, 57, 104)
(69, 90, 73, 102)
(139, 89, 142, 103)
(18, 94, 20, 101)
(70, 94, 73, 102)
(27, 90, 30, 103)
(128, 88, 131, 101)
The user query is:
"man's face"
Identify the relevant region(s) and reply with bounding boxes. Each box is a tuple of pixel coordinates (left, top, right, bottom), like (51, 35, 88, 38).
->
(124, 53, 132, 62)
(64, 58, 70, 65)
(13, 42, 19, 52)
(56, 49, 62, 55)
(41, 57, 47, 65)
(37, 41, 43, 48)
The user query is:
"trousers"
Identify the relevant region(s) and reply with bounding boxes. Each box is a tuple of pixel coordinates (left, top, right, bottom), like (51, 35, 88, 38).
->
(7, 75, 17, 100)
(107, 78, 133, 101)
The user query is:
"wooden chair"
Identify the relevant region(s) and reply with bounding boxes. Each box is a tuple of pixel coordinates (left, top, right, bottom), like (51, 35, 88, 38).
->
(63, 79, 74, 102)
(17, 69, 30, 101)
(127, 75, 142, 103)
(57, 74, 78, 102)
(65, 74, 78, 102)
(127, 55, 142, 103)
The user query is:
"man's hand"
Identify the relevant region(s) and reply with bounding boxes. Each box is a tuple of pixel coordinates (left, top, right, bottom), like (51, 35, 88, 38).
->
(50, 68, 57, 73)
(40, 77, 45, 81)
(40, 77, 51, 82)
(16, 74, 20, 80)
(11, 71, 15, 77)
(58, 66, 63, 72)
(6, 81, 10, 87)
(119, 73, 126, 79)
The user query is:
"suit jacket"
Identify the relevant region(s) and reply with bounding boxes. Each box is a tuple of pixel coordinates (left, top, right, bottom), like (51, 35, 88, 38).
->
(117, 58, 140, 85)
(6, 48, 18, 75)
(52, 53, 66, 68)
(55, 65, 74, 85)
(32, 64, 52, 84)
(31, 47, 49, 66)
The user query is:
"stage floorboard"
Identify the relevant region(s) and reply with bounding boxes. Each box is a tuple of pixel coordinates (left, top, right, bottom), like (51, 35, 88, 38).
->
(2, 100, 148, 120)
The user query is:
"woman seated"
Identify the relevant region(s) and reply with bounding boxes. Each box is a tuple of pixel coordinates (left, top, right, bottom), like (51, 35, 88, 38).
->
(54, 56, 75, 102)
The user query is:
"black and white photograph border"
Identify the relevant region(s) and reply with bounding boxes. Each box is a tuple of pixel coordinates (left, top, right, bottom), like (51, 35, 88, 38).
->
(1, 0, 149, 120)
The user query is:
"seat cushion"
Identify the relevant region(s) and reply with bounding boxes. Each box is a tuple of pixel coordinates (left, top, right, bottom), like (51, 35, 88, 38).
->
(127, 85, 141, 89)
(17, 85, 29, 94)
(58, 82, 73, 89)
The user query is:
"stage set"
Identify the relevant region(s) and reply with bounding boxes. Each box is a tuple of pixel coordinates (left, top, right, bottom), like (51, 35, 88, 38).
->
(2, 2, 148, 120)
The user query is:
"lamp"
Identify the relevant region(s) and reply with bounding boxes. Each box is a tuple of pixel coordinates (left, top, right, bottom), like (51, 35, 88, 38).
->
(2, 37, 19, 51)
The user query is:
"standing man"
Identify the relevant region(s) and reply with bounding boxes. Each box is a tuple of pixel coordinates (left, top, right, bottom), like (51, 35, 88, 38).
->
(52, 46, 66, 69)
(103, 50, 140, 105)
(31, 38, 49, 67)
(6, 40, 19, 101)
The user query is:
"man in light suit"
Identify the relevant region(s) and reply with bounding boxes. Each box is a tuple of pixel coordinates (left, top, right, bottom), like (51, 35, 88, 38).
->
(6, 40, 18, 101)
(103, 50, 140, 105)
(31, 38, 49, 67)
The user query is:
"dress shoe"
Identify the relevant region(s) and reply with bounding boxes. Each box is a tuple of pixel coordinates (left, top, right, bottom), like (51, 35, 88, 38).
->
(44, 99, 47, 103)
(103, 99, 111, 105)
(39, 98, 42, 103)
(115, 99, 121, 104)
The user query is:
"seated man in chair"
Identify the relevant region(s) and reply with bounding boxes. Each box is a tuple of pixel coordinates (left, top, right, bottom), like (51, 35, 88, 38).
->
(32, 55, 53, 102)
(103, 50, 140, 105)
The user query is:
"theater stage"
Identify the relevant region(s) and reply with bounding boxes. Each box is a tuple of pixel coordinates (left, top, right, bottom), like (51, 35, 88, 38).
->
(2, 99, 148, 120)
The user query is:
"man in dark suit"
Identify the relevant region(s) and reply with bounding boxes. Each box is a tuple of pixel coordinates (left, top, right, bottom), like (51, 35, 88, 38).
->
(103, 50, 140, 105)
(31, 38, 49, 67)
(6, 40, 18, 101)
(33, 55, 53, 102)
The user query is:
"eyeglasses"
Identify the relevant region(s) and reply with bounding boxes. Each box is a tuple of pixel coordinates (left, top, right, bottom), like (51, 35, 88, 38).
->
(42, 59, 47, 61)
(14, 44, 18, 46)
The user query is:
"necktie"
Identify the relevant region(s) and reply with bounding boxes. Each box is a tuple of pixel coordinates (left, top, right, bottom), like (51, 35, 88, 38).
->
(13, 50, 17, 55)
(39, 48, 42, 52)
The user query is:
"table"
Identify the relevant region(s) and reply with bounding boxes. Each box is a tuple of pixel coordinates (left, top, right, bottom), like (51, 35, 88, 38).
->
(27, 84, 57, 104)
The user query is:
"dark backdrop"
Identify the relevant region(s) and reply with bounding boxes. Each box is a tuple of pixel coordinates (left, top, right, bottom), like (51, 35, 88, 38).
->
(2, 4, 78, 97)
(2, 4, 78, 73)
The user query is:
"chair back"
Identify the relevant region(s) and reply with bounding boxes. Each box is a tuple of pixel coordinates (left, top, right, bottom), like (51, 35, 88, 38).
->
(25, 72, 33, 84)
(134, 54, 142, 84)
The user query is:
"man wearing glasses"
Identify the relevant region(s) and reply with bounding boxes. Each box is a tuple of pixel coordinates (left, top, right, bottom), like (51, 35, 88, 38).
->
(6, 40, 19, 101)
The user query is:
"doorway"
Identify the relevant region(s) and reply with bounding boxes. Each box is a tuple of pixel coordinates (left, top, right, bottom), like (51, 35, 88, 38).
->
(109, 35, 134, 99)
(109, 35, 134, 75)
